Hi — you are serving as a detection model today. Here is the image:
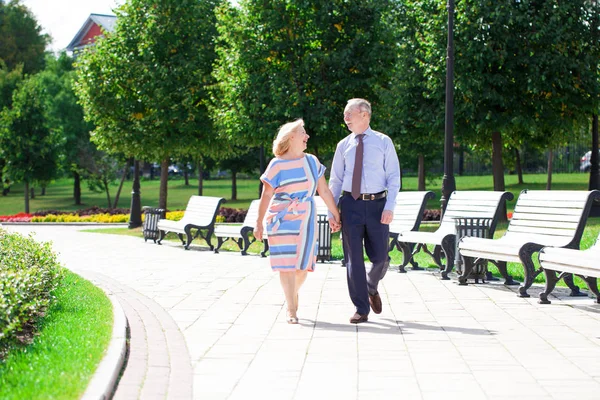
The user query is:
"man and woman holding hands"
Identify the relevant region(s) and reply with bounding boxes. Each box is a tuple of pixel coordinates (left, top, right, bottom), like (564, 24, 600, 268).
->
(255, 98, 401, 324)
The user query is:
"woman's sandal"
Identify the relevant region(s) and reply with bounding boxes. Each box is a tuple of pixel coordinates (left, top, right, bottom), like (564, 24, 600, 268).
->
(287, 310, 299, 324)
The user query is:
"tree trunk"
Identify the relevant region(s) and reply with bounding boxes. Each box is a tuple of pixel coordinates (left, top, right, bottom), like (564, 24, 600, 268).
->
(74, 171, 82, 205)
(417, 154, 426, 191)
(24, 180, 29, 214)
(197, 160, 203, 196)
(184, 167, 189, 186)
(515, 147, 524, 185)
(259, 145, 266, 198)
(589, 114, 600, 190)
(546, 149, 553, 190)
(104, 179, 112, 208)
(159, 158, 169, 210)
(30, 187, 35, 199)
(491, 131, 507, 221)
(113, 159, 130, 209)
(41, 185, 46, 196)
(231, 168, 237, 200)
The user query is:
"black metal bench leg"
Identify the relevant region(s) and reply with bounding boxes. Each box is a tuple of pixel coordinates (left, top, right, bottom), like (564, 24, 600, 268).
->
(440, 235, 456, 280)
(518, 245, 539, 298)
(539, 269, 559, 304)
(582, 276, 600, 303)
(495, 261, 517, 285)
(563, 273, 586, 297)
(214, 237, 226, 253)
(184, 227, 193, 250)
(397, 242, 413, 273)
(458, 256, 474, 285)
(205, 228, 215, 251)
(157, 230, 166, 245)
(260, 239, 269, 257)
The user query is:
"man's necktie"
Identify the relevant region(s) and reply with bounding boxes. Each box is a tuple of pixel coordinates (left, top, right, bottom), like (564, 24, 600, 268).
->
(351, 134, 364, 200)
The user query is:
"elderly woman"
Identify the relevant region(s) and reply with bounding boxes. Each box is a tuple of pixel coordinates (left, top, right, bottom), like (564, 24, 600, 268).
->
(255, 119, 341, 324)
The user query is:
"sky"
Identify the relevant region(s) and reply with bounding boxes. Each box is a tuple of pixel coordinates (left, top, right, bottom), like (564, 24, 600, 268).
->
(21, 0, 123, 52)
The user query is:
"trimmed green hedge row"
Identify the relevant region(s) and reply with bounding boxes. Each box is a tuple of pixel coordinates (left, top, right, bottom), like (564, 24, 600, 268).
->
(0, 229, 63, 358)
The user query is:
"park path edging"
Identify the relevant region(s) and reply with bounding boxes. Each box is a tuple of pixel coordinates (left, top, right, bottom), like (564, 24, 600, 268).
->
(81, 286, 128, 400)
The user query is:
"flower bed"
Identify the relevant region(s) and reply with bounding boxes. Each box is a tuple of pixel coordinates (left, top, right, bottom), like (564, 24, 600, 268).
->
(0, 207, 248, 223)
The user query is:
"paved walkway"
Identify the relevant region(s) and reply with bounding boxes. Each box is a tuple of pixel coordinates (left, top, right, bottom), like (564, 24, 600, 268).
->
(6, 225, 600, 400)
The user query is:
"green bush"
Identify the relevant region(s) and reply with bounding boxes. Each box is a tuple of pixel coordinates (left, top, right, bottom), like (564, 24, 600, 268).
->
(0, 229, 63, 358)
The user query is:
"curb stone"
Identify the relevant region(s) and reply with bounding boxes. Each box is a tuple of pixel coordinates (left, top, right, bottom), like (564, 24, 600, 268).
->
(81, 290, 128, 400)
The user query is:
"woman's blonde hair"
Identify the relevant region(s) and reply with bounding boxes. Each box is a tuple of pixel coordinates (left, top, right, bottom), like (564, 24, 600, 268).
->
(272, 119, 304, 157)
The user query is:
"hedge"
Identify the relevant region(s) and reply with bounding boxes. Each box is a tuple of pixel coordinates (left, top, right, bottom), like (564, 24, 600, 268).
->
(0, 230, 63, 359)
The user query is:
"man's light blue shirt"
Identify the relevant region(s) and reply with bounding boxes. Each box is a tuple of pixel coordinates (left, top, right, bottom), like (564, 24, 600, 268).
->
(329, 127, 401, 214)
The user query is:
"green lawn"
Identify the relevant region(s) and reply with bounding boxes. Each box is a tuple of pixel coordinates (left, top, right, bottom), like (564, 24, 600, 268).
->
(0, 172, 592, 215)
(0, 269, 113, 400)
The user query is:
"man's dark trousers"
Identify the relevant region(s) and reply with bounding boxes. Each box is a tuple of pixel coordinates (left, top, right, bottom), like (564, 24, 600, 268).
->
(340, 193, 389, 315)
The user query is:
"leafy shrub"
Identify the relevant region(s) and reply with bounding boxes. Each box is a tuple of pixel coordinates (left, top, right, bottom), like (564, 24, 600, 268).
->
(422, 209, 441, 221)
(219, 207, 247, 223)
(0, 229, 63, 358)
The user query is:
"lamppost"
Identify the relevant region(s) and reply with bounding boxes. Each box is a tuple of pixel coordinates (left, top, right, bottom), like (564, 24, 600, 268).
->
(440, 0, 456, 214)
(128, 159, 142, 228)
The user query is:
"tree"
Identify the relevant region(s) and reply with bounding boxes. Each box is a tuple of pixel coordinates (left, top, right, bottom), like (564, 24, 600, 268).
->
(210, 0, 398, 166)
(38, 52, 96, 205)
(0, 63, 23, 184)
(0, 77, 60, 212)
(0, 0, 48, 74)
(75, 0, 222, 211)
(377, 0, 445, 189)
(453, 0, 596, 198)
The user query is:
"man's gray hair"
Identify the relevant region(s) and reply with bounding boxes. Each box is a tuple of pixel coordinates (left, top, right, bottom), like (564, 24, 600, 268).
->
(346, 98, 372, 116)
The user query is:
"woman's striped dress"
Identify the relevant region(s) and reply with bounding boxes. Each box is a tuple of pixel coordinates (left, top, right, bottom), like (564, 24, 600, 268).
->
(260, 154, 325, 272)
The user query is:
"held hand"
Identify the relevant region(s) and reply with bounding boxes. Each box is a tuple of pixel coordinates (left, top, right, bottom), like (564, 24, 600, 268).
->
(329, 217, 341, 233)
(254, 223, 264, 241)
(381, 210, 393, 225)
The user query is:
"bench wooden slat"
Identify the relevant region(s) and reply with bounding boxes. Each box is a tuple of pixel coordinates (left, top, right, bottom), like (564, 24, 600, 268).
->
(508, 219, 579, 230)
(518, 190, 594, 201)
(513, 213, 582, 223)
(513, 205, 585, 216)
(516, 198, 587, 208)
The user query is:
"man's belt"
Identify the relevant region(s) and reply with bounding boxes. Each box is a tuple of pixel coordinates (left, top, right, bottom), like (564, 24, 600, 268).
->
(343, 190, 387, 201)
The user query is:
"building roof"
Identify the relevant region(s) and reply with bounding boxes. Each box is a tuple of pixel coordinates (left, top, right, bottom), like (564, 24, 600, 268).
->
(66, 13, 117, 53)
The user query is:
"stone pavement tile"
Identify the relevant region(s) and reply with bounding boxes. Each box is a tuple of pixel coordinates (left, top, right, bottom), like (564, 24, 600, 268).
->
(410, 354, 471, 374)
(112, 383, 141, 400)
(229, 374, 299, 400)
(359, 371, 418, 391)
(139, 366, 170, 399)
(193, 373, 240, 398)
(416, 373, 482, 392)
(358, 389, 421, 400)
(538, 378, 600, 398)
(358, 358, 415, 374)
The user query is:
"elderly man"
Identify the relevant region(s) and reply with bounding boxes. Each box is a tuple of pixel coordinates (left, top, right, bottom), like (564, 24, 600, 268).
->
(329, 98, 401, 324)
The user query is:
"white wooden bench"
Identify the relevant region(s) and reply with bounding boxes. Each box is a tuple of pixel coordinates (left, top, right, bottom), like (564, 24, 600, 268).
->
(214, 199, 266, 255)
(458, 190, 600, 298)
(396, 191, 514, 280)
(388, 191, 435, 272)
(156, 195, 224, 250)
(538, 235, 600, 304)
